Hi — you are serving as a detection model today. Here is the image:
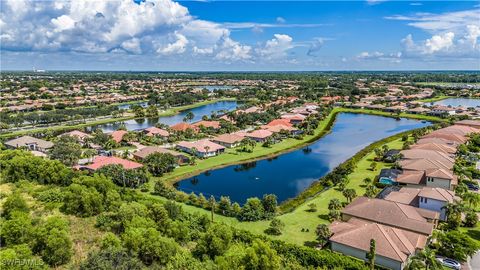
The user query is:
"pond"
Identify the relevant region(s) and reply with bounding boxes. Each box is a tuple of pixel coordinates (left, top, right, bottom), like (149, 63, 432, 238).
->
(430, 98, 480, 108)
(176, 113, 431, 204)
(94, 100, 238, 132)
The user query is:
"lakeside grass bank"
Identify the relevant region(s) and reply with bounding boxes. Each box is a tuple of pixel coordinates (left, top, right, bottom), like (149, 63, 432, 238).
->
(0, 98, 236, 139)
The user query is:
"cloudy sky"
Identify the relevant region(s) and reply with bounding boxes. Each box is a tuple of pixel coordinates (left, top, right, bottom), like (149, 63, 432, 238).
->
(0, 0, 479, 71)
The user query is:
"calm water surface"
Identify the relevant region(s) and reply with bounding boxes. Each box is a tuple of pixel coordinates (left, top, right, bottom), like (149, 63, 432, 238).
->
(432, 98, 480, 107)
(176, 113, 430, 203)
(95, 100, 238, 132)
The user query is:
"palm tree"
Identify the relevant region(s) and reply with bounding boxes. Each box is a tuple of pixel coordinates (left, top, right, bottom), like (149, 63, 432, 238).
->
(328, 198, 342, 211)
(462, 192, 480, 208)
(83, 148, 97, 163)
(342, 188, 357, 203)
(406, 248, 442, 270)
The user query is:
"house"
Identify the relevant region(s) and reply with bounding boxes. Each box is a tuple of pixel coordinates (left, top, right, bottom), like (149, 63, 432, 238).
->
(170, 122, 199, 132)
(133, 146, 189, 165)
(384, 187, 458, 221)
(407, 107, 430, 114)
(246, 129, 273, 142)
(410, 143, 456, 155)
(176, 139, 225, 158)
(193, 120, 221, 130)
(144, 127, 170, 138)
(266, 119, 293, 127)
(61, 130, 92, 143)
(455, 119, 480, 129)
(400, 149, 454, 165)
(280, 113, 306, 124)
(211, 133, 244, 148)
(81, 156, 143, 171)
(4, 135, 54, 153)
(341, 197, 438, 235)
(261, 125, 301, 135)
(383, 149, 401, 162)
(111, 130, 128, 143)
(378, 168, 402, 184)
(329, 218, 427, 270)
(428, 106, 456, 116)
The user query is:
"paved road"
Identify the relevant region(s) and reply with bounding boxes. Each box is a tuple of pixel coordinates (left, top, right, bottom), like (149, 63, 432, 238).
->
(468, 251, 480, 270)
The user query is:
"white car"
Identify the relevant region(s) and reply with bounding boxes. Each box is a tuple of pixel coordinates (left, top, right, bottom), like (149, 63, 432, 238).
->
(436, 256, 461, 270)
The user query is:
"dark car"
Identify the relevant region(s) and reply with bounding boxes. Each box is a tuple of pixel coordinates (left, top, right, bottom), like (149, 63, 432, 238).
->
(466, 182, 479, 191)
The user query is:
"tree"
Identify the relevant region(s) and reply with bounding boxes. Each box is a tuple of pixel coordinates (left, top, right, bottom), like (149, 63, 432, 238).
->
(0, 244, 47, 270)
(61, 183, 104, 217)
(194, 224, 233, 259)
(407, 248, 442, 270)
(208, 195, 216, 222)
(261, 194, 277, 217)
(49, 135, 82, 166)
(243, 239, 281, 270)
(265, 218, 284, 235)
(2, 192, 29, 219)
(183, 111, 194, 122)
(218, 196, 231, 215)
(328, 209, 341, 221)
(33, 216, 73, 267)
(437, 230, 480, 262)
(462, 192, 480, 208)
(442, 202, 463, 230)
(328, 198, 342, 211)
(369, 161, 377, 171)
(144, 152, 177, 177)
(342, 188, 357, 203)
(366, 239, 375, 270)
(364, 185, 378, 198)
(1, 211, 34, 246)
(80, 247, 143, 270)
(97, 165, 148, 188)
(363, 177, 372, 186)
(464, 210, 478, 227)
(145, 105, 158, 117)
(315, 224, 331, 247)
(239, 197, 265, 221)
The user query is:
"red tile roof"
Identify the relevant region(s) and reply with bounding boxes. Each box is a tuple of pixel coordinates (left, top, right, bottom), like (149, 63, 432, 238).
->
(144, 127, 169, 137)
(85, 156, 143, 170)
(193, 120, 221, 129)
(266, 119, 293, 127)
(177, 139, 225, 153)
(111, 130, 128, 143)
(247, 129, 273, 139)
(170, 122, 198, 132)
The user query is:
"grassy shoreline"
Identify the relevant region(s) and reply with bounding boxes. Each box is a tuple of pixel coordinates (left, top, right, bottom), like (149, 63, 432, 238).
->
(161, 107, 444, 186)
(0, 98, 236, 139)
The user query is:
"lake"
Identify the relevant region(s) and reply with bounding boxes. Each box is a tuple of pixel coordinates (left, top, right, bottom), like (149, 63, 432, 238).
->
(95, 100, 238, 132)
(431, 98, 480, 108)
(176, 113, 431, 204)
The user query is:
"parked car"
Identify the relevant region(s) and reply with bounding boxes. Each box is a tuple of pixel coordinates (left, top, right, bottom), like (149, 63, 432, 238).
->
(466, 182, 479, 191)
(436, 256, 461, 270)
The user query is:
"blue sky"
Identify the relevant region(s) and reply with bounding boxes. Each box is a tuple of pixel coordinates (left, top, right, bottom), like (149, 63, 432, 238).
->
(1, 0, 479, 71)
